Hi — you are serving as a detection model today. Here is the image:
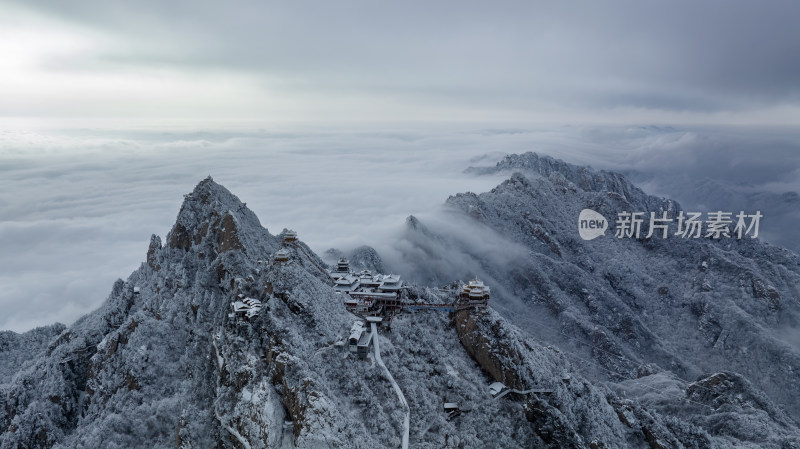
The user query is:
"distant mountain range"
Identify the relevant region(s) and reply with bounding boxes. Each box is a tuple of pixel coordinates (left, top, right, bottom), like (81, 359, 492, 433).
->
(622, 171, 800, 254)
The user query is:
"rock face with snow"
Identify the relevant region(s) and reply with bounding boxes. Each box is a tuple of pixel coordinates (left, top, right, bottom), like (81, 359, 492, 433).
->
(1, 173, 798, 448)
(0, 324, 66, 384)
(323, 245, 387, 274)
(347, 245, 387, 274)
(398, 152, 800, 444)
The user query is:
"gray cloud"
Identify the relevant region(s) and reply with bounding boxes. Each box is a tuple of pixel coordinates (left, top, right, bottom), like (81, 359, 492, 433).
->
(6, 0, 800, 120)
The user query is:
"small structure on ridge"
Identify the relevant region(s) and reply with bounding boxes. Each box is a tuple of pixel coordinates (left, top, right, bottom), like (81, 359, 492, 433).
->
(274, 248, 290, 262)
(230, 297, 262, 320)
(283, 230, 298, 243)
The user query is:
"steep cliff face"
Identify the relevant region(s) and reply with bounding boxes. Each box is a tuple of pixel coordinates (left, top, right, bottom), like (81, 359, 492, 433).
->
(1, 174, 798, 448)
(453, 309, 800, 448)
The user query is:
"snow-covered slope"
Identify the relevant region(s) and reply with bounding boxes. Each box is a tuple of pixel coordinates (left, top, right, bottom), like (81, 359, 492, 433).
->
(397, 153, 800, 427)
(1, 175, 798, 448)
(0, 324, 66, 384)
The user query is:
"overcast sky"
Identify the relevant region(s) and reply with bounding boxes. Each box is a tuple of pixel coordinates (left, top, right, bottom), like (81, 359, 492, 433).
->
(2, 0, 799, 124)
(2, 1, 800, 332)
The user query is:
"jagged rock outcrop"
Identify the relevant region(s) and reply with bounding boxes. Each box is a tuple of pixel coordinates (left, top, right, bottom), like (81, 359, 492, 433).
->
(348, 246, 386, 273)
(0, 178, 282, 448)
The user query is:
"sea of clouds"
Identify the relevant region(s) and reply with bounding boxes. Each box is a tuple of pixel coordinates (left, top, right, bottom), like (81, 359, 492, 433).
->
(1, 122, 798, 332)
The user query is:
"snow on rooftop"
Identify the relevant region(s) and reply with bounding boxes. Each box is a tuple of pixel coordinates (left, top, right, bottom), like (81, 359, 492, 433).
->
(488, 382, 505, 396)
(231, 297, 262, 318)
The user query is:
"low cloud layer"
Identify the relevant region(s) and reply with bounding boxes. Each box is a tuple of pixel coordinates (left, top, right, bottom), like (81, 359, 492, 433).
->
(1, 124, 799, 332)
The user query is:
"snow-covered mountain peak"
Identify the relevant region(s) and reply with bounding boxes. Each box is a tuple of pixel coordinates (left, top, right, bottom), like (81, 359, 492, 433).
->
(468, 152, 682, 214)
(165, 176, 279, 258)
